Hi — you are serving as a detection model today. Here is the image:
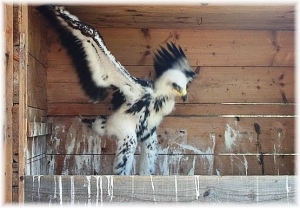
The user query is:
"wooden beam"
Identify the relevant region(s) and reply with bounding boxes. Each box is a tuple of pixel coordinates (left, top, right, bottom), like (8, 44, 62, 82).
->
(12, 105, 20, 202)
(24, 175, 296, 203)
(64, 5, 295, 30)
(4, 3, 14, 203)
(18, 4, 28, 204)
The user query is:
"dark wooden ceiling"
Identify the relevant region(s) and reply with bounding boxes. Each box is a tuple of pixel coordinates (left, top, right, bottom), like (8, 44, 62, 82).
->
(63, 5, 295, 30)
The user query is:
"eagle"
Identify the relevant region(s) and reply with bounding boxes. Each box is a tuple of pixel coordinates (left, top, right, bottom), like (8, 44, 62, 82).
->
(38, 5, 196, 175)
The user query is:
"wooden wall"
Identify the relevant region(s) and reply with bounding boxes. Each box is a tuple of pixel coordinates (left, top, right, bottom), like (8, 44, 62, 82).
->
(5, 5, 49, 202)
(43, 5, 295, 176)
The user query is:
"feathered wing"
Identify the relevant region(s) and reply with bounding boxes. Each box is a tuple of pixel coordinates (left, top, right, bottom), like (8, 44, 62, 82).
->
(37, 5, 145, 103)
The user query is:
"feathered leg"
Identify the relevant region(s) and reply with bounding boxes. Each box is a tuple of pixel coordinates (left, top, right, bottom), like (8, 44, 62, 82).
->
(139, 132, 158, 175)
(113, 134, 137, 175)
(80, 116, 107, 136)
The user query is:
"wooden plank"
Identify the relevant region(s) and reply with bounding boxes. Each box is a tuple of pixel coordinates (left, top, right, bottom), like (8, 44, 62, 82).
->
(4, 3, 14, 203)
(48, 117, 295, 154)
(12, 5, 23, 203)
(27, 122, 52, 137)
(27, 54, 47, 109)
(24, 175, 296, 203)
(13, 58, 19, 105)
(46, 116, 294, 175)
(47, 66, 294, 104)
(47, 28, 294, 67)
(64, 5, 295, 30)
(12, 105, 20, 202)
(18, 4, 28, 203)
(47, 153, 294, 176)
(272, 31, 295, 66)
(27, 6, 47, 66)
(27, 107, 47, 123)
(159, 117, 294, 154)
(47, 103, 294, 117)
(26, 136, 47, 176)
(48, 116, 295, 155)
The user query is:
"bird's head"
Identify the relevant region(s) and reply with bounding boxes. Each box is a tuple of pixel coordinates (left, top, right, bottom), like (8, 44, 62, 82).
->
(153, 42, 196, 102)
(155, 69, 193, 102)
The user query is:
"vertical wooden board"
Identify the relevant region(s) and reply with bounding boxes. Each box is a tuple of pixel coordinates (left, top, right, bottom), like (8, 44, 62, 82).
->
(27, 55, 47, 109)
(18, 4, 29, 203)
(26, 136, 47, 175)
(13, 6, 20, 46)
(13, 58, 19, 104)
(27, 6, 47, 66)
(4, 3, 14, 203)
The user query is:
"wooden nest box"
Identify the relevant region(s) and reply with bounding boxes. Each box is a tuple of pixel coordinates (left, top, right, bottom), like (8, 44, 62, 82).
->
(4, 3, 296, 204)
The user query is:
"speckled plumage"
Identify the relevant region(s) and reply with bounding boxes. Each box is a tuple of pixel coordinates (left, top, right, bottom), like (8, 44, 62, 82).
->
(38, 5, 196, 175)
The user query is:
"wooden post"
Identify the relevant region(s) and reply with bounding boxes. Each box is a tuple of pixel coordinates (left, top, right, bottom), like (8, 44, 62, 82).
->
(18, 4, 28, 204)
(4, 3, 14, 203)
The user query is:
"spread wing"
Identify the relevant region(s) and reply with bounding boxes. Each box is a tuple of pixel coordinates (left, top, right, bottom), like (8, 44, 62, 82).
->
(37, 5, 146, 104)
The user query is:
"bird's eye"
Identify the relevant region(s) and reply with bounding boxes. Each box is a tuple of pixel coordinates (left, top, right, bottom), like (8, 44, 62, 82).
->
(172, 83, 181, 91)
(172, 83, 177, 88)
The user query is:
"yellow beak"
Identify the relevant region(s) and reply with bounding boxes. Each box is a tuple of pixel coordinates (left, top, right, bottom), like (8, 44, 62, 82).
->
(173, 89, 188, 102)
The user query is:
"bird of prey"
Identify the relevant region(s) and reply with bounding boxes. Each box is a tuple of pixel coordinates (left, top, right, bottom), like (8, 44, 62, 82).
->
(37, 5, 196, 175)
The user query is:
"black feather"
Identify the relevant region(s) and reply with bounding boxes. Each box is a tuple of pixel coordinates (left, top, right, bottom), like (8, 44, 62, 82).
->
(140, 127, 156, 142)
(111, 90, 126, 111)
(153, 42, 186, 78)
(125, 94, 151, 115)
(37, 5, 108, 101)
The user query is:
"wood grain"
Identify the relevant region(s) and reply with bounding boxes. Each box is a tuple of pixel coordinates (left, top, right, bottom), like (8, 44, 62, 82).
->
(24, 175, 296, 203)
(47, 103, 295, 116)
(27, 6, 47, 66)
(63, 5, 295, 30)
(27, 107, 47, 123)
(47, 66, 294, 104)
(27, 54, 47, 109)
(27, 122, 52, 137)
(46, 116, 295, 175)
(18, 5, 29, 202)
(47, 28, 294, 67)
(4, 3, 14, 203)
